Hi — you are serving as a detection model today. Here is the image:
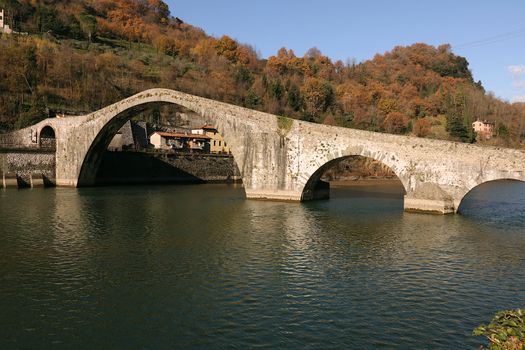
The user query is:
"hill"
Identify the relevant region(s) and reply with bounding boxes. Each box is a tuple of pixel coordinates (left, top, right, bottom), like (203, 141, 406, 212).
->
(0, 0, 524, 147)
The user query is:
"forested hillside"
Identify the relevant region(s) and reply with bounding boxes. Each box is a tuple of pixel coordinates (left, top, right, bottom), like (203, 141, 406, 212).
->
(1, 0, 524, 147)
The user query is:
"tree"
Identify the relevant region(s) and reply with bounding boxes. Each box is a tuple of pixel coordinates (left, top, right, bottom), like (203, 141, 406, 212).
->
(413, 118, 431, 137)
(287, 84, 302, 111)
(15, 93, 47, 129)
(447, 115, 469, 142)
(497, 123, 510, 140)
(215, 35, 238, 63)
(383, 111, 409, 134)
(300, 77, 334, 122)
(79, 12, 97, 43)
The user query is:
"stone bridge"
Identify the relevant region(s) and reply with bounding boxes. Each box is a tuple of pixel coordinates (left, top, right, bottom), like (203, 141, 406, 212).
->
(3, 88, 525, 214)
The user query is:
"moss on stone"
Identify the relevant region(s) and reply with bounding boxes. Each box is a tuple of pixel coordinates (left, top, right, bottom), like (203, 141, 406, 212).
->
(277, 116, 293, 135)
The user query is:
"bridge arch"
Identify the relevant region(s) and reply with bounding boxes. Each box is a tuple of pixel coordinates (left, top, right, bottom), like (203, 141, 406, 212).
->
(54, 89, 288, 192)
(456, 178, 525, 214)
(76, 99, 239, 187)
(39, 125, 56, 149)
(300, 152, 409, 201)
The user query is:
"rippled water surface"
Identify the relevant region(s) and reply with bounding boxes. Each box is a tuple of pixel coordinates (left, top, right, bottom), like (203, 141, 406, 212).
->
(1, 181, 524, 349)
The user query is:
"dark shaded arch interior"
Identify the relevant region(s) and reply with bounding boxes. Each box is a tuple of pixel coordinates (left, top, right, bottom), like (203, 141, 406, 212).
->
(457, 179, 525, 214)
(77, 103, 161, 186)
(301, 155, 405, 201)
(40, 126, 56, 139)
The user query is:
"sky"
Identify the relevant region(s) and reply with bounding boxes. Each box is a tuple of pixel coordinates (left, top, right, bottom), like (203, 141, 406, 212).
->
(165, 0, 525, 103)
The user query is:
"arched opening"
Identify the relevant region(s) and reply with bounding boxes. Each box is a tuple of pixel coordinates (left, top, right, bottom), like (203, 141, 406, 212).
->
(457, 179, 525, 222)
(78, 102, 243, 190)
(302, 155, 406, 211)
(39, 126, 56, 149)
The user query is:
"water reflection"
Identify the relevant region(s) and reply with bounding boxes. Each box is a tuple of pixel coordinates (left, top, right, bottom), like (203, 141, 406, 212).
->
(0, 182, 524, 349)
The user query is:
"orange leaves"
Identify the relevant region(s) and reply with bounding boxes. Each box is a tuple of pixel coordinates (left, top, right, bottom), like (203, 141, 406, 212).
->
(213, 35, 256, 67)
(301, 77, 334, 120)
(383, 112, 409, 134)
(214, 35, 238, 61)
(266, 47, 324, 79)
(413, 118, 431, 137)
(191, 37, 218, 63)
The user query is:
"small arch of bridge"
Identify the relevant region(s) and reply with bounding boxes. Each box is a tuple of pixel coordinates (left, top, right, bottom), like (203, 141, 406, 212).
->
(456, 178, 525, 213)
(39, 125, 56, 149)
(299, 148, 409, 201)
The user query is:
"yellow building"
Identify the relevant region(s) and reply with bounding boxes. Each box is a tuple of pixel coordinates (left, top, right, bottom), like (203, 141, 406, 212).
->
(192, 124, 230, 154)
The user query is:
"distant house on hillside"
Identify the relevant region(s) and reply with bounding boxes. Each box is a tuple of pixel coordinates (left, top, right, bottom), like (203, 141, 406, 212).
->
(0, 9, 13, 34)
(472, 119, 495, 140)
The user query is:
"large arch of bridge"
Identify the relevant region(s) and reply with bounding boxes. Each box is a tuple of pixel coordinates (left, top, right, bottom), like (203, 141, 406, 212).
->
(76, 99, 239, 187)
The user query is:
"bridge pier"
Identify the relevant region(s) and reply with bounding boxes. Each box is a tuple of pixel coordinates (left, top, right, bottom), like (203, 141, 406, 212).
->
(403, 182, 456, 214)
(403, 197, 455, 214)
(244, 188, 303, 201)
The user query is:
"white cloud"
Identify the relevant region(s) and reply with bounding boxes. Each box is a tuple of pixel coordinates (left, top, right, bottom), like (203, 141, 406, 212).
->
(509, 65, 525, 91)
(511, 95, 525, 103)
(508, 65, 525, 76)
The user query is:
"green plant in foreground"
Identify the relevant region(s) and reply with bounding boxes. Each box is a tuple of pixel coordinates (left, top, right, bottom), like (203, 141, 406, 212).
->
(473, 309, 525, 350)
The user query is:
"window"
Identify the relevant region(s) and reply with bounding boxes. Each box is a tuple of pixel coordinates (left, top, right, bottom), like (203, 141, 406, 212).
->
(219, 141, 222, 146)
(213, 141, 216, 146)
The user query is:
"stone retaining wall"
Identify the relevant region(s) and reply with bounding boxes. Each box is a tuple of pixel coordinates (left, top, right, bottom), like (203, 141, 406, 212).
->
(95, 151, 241, 185)
(0, 149, 56, 187)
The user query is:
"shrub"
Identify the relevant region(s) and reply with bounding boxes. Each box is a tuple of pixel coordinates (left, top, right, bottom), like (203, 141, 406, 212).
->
(473, 309, 525, 350)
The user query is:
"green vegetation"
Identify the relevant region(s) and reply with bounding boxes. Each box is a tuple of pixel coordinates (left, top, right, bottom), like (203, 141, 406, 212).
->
(473, 309, 525, 349)
(0, 0, 524, 148)
(277, 115, 293, 135)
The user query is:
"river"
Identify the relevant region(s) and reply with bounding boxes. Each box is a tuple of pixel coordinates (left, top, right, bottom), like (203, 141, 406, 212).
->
(0, 180, 524, 349)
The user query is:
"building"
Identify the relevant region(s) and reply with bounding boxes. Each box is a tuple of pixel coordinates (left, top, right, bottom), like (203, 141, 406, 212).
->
(150, 131, 210, 152)
(472, 119, 495, 140)
(0, 9, 13, 34)
(191, 124, 230, 154)
(108, 121, 148, 151)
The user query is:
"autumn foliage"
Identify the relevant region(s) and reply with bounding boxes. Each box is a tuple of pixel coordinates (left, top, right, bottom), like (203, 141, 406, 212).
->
(0, 0, 524, 147)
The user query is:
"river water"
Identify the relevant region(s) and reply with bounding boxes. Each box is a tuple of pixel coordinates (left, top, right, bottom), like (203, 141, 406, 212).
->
(0, 180, 524, 349)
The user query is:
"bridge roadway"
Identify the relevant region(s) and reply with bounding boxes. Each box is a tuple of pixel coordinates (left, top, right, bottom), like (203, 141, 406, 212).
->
(2, 88, 524, 214)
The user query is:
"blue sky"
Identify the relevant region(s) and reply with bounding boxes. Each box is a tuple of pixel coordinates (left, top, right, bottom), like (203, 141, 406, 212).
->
(166, 1, 525, 103)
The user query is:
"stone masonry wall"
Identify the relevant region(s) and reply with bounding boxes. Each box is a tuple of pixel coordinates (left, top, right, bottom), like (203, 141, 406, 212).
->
(0, 150, 56, 185)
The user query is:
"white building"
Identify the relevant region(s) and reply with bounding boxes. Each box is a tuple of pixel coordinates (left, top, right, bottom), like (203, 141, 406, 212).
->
(150, 131, 210, 152)
(472, 119, 495, 140)
(0, 9, 13, 34)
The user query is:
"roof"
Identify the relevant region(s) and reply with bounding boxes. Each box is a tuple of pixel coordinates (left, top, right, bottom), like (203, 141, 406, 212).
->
(201, 124, 217, 130)
(153, 131, 210, 139)
(474, 119, 495, 125)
